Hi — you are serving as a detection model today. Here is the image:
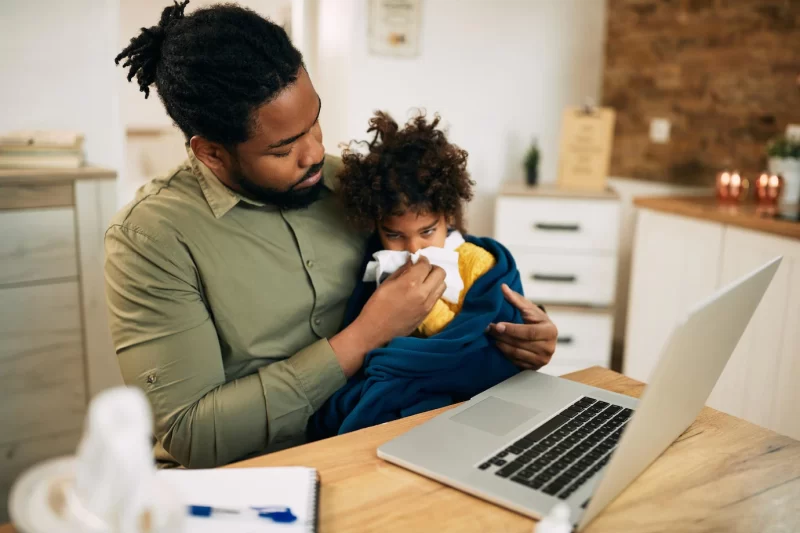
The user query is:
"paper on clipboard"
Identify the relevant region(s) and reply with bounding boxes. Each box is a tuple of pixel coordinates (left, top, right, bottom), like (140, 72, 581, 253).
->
(556, 106, 616, 191)
(157, 467, 319, 532)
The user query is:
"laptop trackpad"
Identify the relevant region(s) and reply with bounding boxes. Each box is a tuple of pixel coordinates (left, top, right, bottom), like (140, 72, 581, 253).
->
(450, 396, 540, 436)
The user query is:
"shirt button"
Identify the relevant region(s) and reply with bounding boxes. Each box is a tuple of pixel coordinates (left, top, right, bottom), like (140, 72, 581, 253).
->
(314, 317, 322, 326)
(306, 260, 315, 269)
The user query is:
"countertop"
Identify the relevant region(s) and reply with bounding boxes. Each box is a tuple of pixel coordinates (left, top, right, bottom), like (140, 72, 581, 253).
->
(0, 166, 116, 185)
(634, 195, 800, 240)
(500, 182, 619, 200)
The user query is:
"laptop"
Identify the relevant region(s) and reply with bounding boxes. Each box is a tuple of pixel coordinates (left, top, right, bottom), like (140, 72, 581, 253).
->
(377, 256, 782, 529)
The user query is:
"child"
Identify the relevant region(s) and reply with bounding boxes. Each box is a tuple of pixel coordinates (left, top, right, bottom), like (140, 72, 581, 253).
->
(307, 111, 524, 439)
(337, 110, 497, 337)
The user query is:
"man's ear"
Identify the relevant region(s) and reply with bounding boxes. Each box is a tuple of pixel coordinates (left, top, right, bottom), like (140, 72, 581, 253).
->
(190, 136, 232, 177)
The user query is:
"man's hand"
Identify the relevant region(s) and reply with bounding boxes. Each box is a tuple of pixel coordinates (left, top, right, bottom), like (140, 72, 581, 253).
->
(358, 255, 447, 344)
(330, 256, 446, 375)
(487, 284, 558, 370)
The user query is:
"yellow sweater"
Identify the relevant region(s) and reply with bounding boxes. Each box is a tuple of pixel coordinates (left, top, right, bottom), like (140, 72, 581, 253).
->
(417, 242, 497, 337)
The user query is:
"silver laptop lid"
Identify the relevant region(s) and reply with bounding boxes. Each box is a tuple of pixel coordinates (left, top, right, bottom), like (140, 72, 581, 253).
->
(578, 256, 782, 529)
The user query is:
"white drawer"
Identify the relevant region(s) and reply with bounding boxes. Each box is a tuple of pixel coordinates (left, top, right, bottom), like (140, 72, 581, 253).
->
(495, 196, 620, 252)
(0, 208, 77, 286)
(546, 310, 613, 363)
(512, 249, 617, 306)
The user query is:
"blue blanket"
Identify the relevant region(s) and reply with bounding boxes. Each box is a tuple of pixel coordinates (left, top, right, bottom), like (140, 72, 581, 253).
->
(307, 235, 523, 440)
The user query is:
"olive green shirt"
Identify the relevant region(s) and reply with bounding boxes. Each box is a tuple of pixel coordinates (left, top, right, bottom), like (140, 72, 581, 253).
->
(104, 150, 365, 468)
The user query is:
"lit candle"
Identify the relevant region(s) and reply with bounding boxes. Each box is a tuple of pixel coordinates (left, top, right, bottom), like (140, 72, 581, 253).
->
(755, 172, 783, 206)
(717, 170, 748, 203)
(716, 171, 732, 201)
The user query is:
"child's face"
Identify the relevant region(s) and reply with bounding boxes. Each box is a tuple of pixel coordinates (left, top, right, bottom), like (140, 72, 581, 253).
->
(378, 210, 448, 253)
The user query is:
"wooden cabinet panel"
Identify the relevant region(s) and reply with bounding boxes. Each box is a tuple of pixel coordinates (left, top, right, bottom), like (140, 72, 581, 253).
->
(0, 208, 77, 286)
(0, 283, 86, 444)
(0, 431, 81, 523)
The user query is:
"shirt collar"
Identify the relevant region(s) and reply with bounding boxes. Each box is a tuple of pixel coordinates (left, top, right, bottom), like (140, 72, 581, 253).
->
(187, 146, 338, 219)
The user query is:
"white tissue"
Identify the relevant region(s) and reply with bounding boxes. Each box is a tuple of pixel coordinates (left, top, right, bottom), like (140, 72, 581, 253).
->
(534, 502, 573, 533)
(8, 386, 184, 533)
(363, 231, 466, 303)
(73, 387, 173, 533)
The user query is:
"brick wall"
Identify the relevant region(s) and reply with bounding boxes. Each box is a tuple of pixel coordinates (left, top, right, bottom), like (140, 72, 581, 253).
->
(603, 0, 800, 184)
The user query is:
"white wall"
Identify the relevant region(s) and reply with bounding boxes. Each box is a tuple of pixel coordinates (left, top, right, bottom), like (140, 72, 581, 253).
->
(0, 0, 123, 172)
(313, 0, 608, 236)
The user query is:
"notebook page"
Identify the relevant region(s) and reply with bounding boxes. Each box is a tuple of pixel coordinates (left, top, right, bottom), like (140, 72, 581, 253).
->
(157, 466, 317, 532)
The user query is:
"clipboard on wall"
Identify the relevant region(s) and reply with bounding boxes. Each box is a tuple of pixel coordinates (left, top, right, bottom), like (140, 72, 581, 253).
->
(556, 105, 616, 191)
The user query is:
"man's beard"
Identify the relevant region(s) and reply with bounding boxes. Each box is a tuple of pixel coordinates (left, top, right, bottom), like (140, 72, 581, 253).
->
(232, 158, 326, 210)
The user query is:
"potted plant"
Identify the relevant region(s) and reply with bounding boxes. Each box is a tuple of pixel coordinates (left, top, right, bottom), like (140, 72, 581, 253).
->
(767, 135, 800, 205)
(524, 139, 540, 187)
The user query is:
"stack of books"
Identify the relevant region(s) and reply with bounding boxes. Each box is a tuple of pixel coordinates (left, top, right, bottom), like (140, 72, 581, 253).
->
(0, 130, 85, 169)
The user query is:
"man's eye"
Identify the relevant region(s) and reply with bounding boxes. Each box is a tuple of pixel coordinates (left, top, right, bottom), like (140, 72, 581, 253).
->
(272, 150, 292, 158)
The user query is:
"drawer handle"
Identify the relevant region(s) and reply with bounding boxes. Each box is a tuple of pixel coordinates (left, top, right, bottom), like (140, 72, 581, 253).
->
(531, 273, 577, 283)
(557, 336, 574, 345)
(534, 222, 581, 232)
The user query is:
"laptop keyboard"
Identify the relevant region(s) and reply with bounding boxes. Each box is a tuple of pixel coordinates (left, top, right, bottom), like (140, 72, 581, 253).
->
(477, 396, 633, 500)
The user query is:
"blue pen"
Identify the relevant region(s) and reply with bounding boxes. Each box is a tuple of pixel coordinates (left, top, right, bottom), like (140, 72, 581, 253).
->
(188, 504, 297, 523)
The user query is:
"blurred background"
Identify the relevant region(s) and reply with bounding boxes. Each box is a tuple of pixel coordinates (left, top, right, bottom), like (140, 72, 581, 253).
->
(1, 0, 799, 521)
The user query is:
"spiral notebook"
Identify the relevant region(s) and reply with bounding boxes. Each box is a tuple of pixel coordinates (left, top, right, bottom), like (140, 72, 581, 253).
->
(157, 466, 320, 532)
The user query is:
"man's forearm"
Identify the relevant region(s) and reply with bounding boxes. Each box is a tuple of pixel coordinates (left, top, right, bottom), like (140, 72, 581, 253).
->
(159, 370, 269, 468)
(329, 317, 385, 376)
(118, 320, 347, 468)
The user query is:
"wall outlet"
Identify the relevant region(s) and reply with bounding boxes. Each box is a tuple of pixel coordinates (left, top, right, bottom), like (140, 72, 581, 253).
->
(786, 124, 800, 141)
(649, 118, 671, 144)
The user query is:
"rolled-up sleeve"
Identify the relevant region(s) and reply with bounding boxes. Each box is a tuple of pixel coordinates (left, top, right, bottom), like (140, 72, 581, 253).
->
(105, 225, 346, 468)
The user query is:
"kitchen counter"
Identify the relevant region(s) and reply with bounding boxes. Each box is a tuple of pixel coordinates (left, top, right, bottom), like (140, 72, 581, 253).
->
(634, 196, 800, 240)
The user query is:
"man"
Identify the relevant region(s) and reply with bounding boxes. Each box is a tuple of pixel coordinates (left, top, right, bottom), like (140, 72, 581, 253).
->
(108, 1, 557, 469)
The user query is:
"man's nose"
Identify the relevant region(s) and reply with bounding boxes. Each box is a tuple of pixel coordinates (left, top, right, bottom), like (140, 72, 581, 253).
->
(298, 135, 325, 168)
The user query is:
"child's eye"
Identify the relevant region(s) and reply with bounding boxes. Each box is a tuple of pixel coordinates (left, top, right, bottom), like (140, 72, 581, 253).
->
(385, 233, 401, 240)
(421, 228, 436, 237)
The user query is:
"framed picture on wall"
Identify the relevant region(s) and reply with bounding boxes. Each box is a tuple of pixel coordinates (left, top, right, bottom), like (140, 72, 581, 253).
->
(368, 0, 422, 58)
(557, 106, 616, 191)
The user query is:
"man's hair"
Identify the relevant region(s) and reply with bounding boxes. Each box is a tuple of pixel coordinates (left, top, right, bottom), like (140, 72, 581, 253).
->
(338, 111, 474, 233)
(115, 1, 303, 146)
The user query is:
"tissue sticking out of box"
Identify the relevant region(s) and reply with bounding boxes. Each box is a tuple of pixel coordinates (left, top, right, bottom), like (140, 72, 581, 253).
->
(534, 502, 573, 533)
(8, 387, 184, 533)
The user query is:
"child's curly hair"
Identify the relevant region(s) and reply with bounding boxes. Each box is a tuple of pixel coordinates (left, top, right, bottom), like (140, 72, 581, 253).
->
(338, 110, 474, 233)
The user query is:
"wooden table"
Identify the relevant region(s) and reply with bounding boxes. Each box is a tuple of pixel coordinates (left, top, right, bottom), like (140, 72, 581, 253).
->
(3, 367, 799, 532)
